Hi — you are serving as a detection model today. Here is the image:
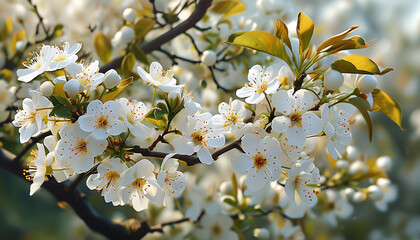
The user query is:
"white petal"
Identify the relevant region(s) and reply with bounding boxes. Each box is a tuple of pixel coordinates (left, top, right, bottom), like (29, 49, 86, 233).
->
(286, 125, 307, 147)
(172, 136, 194, 155)
(272, 116, 291, 133)
(272, 90, 291, 115)
(296, 185, 318, 207)
(241, 133, 261, 156)
(236, 87, 255, 98)
(206, 135, 225, 148)
(245, 92, 265, 104)
(78, 115, 96, 132)
(245, 168, 266, 191)
(231, 154, 253, 174)
(197, 147, 213, 165)
(302, 112, 323, 135)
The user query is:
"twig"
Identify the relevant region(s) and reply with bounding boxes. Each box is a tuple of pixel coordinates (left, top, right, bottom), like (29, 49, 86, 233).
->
(14, 131, 52, 162)
(100, 0, 213, 73)
(208, 66, 229, 92)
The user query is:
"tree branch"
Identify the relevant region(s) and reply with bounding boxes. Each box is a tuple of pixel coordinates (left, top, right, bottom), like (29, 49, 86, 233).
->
(131, 140, 241, 166)
(100, 0, 213, 73)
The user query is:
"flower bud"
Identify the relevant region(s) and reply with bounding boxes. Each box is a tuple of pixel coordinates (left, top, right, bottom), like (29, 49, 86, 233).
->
(201, 50, 217, 66)
(324, 69, 344, 90)
(367, 185, 384, 201)
(352, 191, 365, 202)
(123, 8, 136, 22)
(16, 41, 26, 51)
(64, 79, 81, 98)
(357, 75, 377, 94)
(336, 160, 349, 169)
(376, 156, 392, 172)
(103, 69, 122, 89)
(376, 178, 391, 189)
(253, 228, 270, 239)
(344, 187, 355, 197)
(348, 160, 365, 175)
(346, 146, 359, 161)
(120, 26, 135, 44)
(40, 81, 54, 96)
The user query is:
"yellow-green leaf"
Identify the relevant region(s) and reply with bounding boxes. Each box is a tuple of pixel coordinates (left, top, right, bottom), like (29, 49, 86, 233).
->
(53, 82, 67, 98)
(132, 45, 149, 65)
(346, 97, 373, 141)
(275, 19, 291, 49)
(317, 26, 359, 52)
(296, 12, 314, 54)
(94, 33, 112, 64)
(103, 76, 133, 102)
(210, 0, 246, 20)
(226, 30, 289, 63)
(331, 54, 393, 75)
(134, 18, 156, 40)
(371, 89, 402, 129)
(11, 29, 25, 54)
(121, 52, 136, 75)
(0, 16, 13, 41)
(321, 36, 368, 54)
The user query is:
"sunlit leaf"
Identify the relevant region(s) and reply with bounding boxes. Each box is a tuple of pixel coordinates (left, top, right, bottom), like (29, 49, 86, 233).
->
(11, 29, 25, 54)
(121, 52, 136, 75)
(103, 76, 133, 102)
(296, 12, 314, 54)
(371, 89, 402, 129)
(132, 45, 149, 65)
(94, 32, 112, 64)
(226, 31, 289, 63)
(346, 97, 373, 141)
(331, 54, 393, 75)
(317, 26, 359, 52)
(322, 36, 368, 54)
(134, 18, 156, 40)
(0, 16, 13, 41)
(210, 0, 246, 20)
(275, 19, 291, 49)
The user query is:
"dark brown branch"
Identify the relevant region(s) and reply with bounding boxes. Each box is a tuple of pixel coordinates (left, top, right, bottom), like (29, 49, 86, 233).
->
(132, 139, 241, 166)
(100, 0, 213, 73)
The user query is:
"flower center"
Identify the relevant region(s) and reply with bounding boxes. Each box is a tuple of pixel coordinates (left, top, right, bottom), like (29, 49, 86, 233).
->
(290, 112, 302, 127)
(211, 224, 222, 237)
(96, 114, 109, 128)
(256, 81, 268, 94)
(253, 153, 267, 168)
(132, 177, 147, 190)
(191, 131, 206, 146)
(74, 139, 88, 156)
(104, 171, 120, 189)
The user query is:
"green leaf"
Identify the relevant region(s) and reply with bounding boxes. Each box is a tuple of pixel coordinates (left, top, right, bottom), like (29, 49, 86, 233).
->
(371, 89, 402, 129)
(296, 12, 314, 54)
(94, 33, 112, 64)
(132, 45, 149, 65)
(346, 97, 373, 141)
(53, 106, 73, 118)
(223, 197, 238, 208)
(275, 19, 291, 49)
(134, 18, 156, 40)
(121, 52, 136, 75)
(331, 54, 393, 75)
(317, 26, 359, 52)
(210, 0, 246, 20)
(226, 31, 289, 63)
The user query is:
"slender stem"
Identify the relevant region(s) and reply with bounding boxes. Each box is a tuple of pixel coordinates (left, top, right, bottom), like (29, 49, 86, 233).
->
(152, 86, 157, 106)
(44, 72, 52, 82)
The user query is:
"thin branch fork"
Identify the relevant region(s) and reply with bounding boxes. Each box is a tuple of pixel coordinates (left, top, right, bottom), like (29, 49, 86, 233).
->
(100, 0, 213, 73)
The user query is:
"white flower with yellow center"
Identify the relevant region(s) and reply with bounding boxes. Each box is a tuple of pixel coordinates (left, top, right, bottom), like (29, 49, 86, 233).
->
(321, 103, 352, 160)
(13, 91, 52, 143)
(87, 158, 127, 206)
(137, 62, 183, 92)
(157, 153, 187, 200)
(17, 45, 56, 82)
(285, 158, 320, 207)
(60, 61, 104, 91)
(117, 98, 150, 139)
(212, 100, 247, 133)
(49, 41, 82, 71)
(55, 122, 107, 173)
(194, 213, 239, 240)
(119, 159, 164, 212)
(271, 89, 323, 147)
(236, 64, 279, 104)
(78, 100, 126, 140)
(172, 113, 225, 165)
(231, 133, 282, 191)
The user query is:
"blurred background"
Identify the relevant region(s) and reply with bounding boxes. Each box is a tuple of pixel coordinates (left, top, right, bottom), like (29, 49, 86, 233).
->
(0, 0, 419, 239)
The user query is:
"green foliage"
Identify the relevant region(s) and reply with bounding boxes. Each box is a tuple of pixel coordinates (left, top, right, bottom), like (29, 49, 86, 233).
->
(331, 54, 393, 75)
